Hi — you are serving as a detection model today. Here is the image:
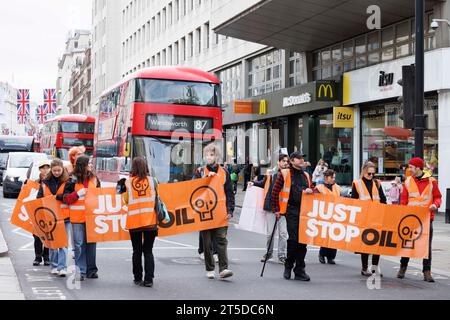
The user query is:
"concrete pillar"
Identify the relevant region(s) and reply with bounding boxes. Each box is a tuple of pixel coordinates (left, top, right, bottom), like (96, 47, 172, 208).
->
(438, 89, 450, 212)
(353, 105, 361, 181)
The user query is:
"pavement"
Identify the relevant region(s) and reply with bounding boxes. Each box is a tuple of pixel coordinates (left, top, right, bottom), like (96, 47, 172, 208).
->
(0, 184, 449, 300)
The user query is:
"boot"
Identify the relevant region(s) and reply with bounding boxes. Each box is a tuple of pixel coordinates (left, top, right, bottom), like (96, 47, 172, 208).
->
(423, 270, 435, 283)
(318, 254, 326, 264)
(283, 267, 292, 280)
(294, 269, 311, 282)
(397, 266, 407, 279)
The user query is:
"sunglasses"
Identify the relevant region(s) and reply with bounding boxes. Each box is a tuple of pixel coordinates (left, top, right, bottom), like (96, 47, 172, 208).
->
(367, 172, 375, 176)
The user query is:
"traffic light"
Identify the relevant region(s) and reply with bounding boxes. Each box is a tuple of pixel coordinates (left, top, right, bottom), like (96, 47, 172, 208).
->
(397, 65, 415, 129)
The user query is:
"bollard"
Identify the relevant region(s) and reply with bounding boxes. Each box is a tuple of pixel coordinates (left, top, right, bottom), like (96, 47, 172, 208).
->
(446, 189, 450, 224)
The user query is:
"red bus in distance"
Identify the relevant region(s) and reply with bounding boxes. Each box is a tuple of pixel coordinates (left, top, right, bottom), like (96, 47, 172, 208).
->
(41, 114, 96, 161)
(94, 66, 223, 185)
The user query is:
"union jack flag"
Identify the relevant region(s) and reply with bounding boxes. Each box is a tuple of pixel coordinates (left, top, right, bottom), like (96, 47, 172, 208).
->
(36, 104, 47, 124)
(43, 89, 57, 114)
(17, 89, 30, 124)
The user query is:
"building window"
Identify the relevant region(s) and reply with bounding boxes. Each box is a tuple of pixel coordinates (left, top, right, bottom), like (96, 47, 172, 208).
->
(196, 27, 201, 54)
(361, 97, 438, 180)
(289, 52, 306, 87)
(188, 32, 193, 57)
(218, 64, 242, 106)
(248, 49, 283, 97)
(312, 13, 435, 79)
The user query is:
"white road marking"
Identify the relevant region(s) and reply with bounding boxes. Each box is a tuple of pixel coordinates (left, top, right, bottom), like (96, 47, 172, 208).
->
(155, 238, 195, 248)
(19, 240, 35, 250)
(12, 228, 34, 239)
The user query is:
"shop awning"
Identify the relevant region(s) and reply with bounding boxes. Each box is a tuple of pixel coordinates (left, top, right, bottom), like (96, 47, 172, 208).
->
(384, 126, 413, 140)
(213, 0, 437, 52)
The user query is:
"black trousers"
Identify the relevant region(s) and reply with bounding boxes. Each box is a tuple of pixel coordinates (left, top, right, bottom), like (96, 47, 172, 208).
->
(286, 240, 308, 276)
(33, 235, 49, 261)
(198, 233, 218, 255)
(361, 254, 380, 269)
(320, 247, 337, 260)
(242, 174, 251, 191)
(130, 229, 157, 282)
(401, 221, 433, 272)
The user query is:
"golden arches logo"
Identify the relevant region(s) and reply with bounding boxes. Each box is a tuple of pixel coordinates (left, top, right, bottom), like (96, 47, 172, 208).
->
(318, 84, 334, 99)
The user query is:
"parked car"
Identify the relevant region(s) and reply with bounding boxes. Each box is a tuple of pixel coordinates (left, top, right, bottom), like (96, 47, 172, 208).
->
(3, 152, 48, 198)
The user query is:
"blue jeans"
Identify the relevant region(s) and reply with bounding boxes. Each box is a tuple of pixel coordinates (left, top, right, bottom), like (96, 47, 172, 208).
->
(72, 223, 98, 276)
(50, 220, 70, 271)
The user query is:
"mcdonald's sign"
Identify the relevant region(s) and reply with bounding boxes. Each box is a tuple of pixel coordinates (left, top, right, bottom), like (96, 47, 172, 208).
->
(259, 99, 267, 115)
(316, 80, 337, 102)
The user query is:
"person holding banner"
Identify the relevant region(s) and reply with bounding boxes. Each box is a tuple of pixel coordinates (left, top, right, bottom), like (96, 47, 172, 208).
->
(195, 143, 235, 280)
(352, 161, 387, 277)
(120, 157, 158, 288)
(37, 159, 70, 277)
(271, 152, 313, 282)
(250, 153, 289, 264)
(397, 157, 442, 283)
(32, 160, 51, 266)
(63, 155, 100, 281)
(315, 169, 340, 265)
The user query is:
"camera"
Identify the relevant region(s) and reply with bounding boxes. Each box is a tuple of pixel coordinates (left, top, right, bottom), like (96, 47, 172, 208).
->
(430, 20, 439, 30)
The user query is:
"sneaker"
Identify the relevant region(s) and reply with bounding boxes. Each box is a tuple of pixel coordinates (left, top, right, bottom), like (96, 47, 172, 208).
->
(219, 269, 233, 279)
(76, 274, 85, 281)
(260, 253, 273, 263)
(199, 253, 205, 260)
(134, 280, 143, 286)
(51, 268, 59, 275)
(58, 269, 67, 277)
(44, 260, 51, 266)
(361, 268, 372, 277)
(33, 259, 41, 266)
(206, 271, 215, 279)
(327, 258, 336, 265)
(213, 254, 219, 263)
(278, 257, 286, 264)
(86, 273, 99, 279)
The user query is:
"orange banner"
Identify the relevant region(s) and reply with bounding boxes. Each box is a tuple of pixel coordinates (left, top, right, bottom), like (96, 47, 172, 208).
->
(10, 180, 40, 235)
(299, 194, 430, 259)
(23, 196, 69, 249)
(85, 177, 228, 242)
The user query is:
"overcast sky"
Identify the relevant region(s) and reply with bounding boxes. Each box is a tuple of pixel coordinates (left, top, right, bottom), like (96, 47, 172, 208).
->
(0, 0, 92, 105)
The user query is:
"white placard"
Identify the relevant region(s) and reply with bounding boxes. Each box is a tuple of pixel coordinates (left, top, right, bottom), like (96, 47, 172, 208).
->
(236, 186, 268, 235)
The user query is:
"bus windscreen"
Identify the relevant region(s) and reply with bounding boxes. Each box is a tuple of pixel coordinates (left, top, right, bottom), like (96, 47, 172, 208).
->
(59, 122, 95, 134)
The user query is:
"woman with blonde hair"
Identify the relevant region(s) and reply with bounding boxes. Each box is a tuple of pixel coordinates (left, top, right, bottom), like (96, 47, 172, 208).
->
(352, 161, 387, 276)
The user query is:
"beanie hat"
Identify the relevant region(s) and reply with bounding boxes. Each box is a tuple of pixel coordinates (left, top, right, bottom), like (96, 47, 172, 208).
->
(408, 157, 424, 169)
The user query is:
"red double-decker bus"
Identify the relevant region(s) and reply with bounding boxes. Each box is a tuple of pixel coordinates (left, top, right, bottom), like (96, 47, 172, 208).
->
(94, 66, 222, 184)
(41, 114, 96, 160)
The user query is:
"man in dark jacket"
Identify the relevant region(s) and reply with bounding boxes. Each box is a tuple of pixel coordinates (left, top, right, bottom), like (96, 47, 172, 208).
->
(250, 154, 289, 264)
(194, 144, 235, 280)
(242, 158, 253, 192)
(271, 152, 313, 281)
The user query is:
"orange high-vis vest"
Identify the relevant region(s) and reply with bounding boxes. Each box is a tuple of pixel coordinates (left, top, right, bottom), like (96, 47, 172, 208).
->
(404, 176, 436, 207)
(43, 182, 69, 220)
(202, 165, 227, 185)
(279, 169, 312, 214)
(353, 179, 381, 203)
(69, 177, 98, 224)
(316, 184, 341, 197)
(125, 176, 156, 230)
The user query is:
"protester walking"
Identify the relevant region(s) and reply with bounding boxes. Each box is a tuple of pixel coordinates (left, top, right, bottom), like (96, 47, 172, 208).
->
(271, 152, 313, 282)
(315, 169, 341, 265)
(63, 155, 100, 281)
(389, 177, 402, 204)
(352, 161, 387, 277)
(242, 158, 253, 192)
(32, 160, 51, 266)
(37, 159, 70, 277)
(119, 157, 158, 287)
(250, 154, 289, 264)
(194, 143, 235, 280)
(397, 157, 442, 282)
(312, 159, 328, 185)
